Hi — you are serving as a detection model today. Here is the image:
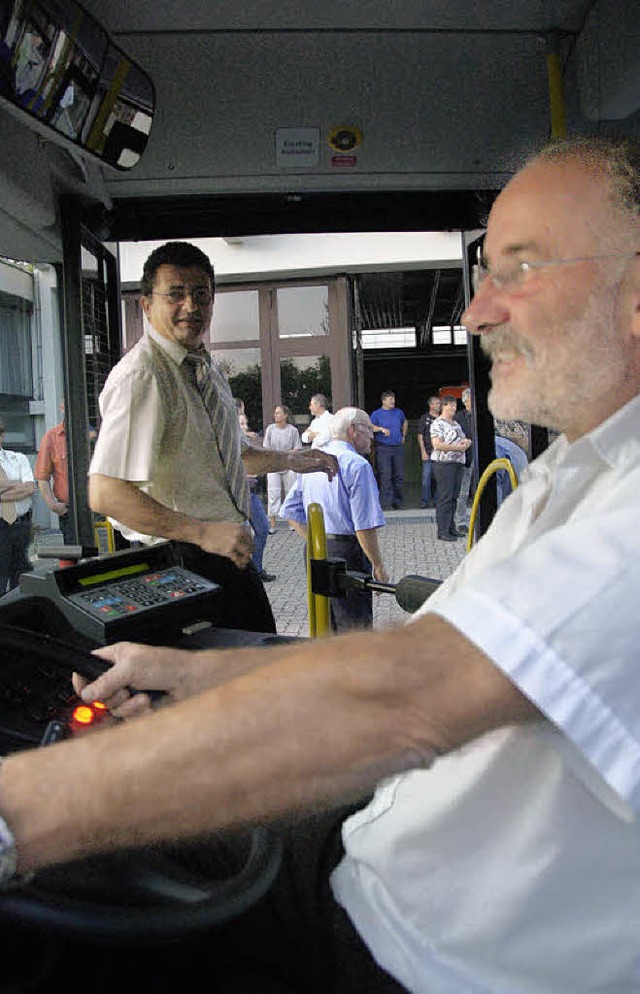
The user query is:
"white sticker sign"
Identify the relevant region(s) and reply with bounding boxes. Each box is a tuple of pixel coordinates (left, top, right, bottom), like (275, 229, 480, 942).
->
(275, 127, 320, 168)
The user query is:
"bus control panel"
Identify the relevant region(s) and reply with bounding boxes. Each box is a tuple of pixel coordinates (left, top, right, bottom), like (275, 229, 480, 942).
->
(19, 543, 222, 644)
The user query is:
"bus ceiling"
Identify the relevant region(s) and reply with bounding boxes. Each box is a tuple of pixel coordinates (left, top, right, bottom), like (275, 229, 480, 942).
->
(1, 0, 640, 259)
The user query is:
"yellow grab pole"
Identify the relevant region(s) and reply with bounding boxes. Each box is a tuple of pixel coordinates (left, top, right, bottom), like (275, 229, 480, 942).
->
(467, 458, 519, 552)
(306, 502, 331, 637)
(546, 36, 566, 139)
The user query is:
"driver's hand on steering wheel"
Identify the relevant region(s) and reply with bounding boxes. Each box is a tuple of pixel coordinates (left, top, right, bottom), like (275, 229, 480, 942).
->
(72, 642, 192, 720)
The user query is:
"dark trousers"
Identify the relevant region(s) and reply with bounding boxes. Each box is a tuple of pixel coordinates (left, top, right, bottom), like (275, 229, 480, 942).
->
(431, 462, 463, 539)
(0, 513, 33, 595)
(326, 535, 373, 632)
(185, 806, 408, 993)
(173, 542, 276, 633)
(375, 445, 404, 509)
(15, 811, 407, 994)
(250, 493, 269, 573)
(420, 458, 436, 506)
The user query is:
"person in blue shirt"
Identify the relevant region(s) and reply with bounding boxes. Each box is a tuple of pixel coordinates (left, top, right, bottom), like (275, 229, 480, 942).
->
(494, 434, 529, 504)
(369, 390, 407, 510)
(281, 407, 388, 631)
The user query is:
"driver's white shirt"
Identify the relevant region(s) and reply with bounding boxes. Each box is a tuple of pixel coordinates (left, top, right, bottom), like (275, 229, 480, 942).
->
(331, 393, 640, 994)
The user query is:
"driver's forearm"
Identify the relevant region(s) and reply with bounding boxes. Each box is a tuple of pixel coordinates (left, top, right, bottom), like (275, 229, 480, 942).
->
(88, 474, 203, 545)
(0, 615, 538, 876)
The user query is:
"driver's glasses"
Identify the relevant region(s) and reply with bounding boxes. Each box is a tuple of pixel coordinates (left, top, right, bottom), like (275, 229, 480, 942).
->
(473, 251, 640, 294)
(151, 286, 213, 306)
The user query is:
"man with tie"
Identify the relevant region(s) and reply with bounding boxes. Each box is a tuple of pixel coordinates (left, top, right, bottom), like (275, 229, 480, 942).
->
(88, 241, 337, 633)
(0, 418, 36, 595)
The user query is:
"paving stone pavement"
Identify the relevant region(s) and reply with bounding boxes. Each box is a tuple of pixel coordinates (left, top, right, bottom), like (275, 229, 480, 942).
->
(29, 510, 468, 639)
(261, 509, 468, 638)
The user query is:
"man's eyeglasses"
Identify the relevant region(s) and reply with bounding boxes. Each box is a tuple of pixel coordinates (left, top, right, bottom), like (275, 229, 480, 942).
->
(473, 251, 640, 294)
(150, 286, 213, 306)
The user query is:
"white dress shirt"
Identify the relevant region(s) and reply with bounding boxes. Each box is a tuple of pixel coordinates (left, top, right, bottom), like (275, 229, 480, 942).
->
(332, 392, 640, 993)
(301, 409, 334, 447)
(0, 449, 34, 518)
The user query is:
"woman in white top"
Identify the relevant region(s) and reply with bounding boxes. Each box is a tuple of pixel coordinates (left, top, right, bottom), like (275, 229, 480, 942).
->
(263, 405, 302, 531)
(430, 395, 472, 542)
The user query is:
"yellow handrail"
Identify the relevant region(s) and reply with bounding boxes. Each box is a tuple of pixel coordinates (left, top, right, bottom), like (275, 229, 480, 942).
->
(93, 517, 115, 553)
(467, 458, 518, 552)
(546, 45, 566, 139)
(306, 502, 331, 637)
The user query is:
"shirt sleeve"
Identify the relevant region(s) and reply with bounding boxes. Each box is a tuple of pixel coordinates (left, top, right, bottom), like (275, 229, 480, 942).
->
(344, 461, 385, 532)
(427, 505, 640, 812)
(430, 418, 445, 441)
(90, 365, 163, 484)
(34, 432, 53, 480)
(18, 452, 34, 484)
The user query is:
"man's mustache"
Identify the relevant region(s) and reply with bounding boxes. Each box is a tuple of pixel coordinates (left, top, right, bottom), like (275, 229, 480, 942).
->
(480, 327, 535, 364)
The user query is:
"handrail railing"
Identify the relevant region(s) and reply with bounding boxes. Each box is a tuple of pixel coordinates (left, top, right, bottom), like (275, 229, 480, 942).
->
(467, 457, 518, 552)
(306, 502, 331, 637)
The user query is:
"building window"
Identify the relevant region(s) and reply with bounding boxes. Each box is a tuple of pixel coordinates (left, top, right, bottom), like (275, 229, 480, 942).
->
(361, 327, 416, 350)
(213, 289, 260, 342)
(277, 285, 329, 338)
(432, 325, 467, 346)
(0, 290, 33, 397)
(280, 355, 332, 426)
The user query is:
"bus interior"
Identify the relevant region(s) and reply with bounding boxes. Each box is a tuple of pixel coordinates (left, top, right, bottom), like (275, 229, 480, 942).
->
(1, 0, 640, 987)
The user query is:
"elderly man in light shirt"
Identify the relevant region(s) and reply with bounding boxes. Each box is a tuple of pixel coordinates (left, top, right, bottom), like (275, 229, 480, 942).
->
(301, 393, 334, 447)
(0, 419, 36, 594)
(282, 407, 388, 631)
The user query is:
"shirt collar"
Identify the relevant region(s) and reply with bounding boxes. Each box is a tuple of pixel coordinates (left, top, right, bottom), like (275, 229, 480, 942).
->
(529, 391, 640, 481)
(585, 392, 640, 470)
(327, 438, 356, 454)
(146, 325, 210, 367)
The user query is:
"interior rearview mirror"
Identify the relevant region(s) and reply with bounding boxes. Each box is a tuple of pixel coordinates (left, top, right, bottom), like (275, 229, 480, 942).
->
(0, 0, 155, 170)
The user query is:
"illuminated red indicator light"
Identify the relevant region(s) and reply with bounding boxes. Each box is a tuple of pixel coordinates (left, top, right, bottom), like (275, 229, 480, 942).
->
(72, 705, 96, 726)
(93, 701, 107, 711)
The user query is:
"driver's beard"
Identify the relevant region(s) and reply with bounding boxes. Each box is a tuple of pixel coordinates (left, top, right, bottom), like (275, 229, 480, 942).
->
(484, 291, 626, 433)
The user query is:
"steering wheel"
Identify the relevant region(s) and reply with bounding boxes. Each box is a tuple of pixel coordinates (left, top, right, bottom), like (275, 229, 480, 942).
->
(0, 611, 282, 941)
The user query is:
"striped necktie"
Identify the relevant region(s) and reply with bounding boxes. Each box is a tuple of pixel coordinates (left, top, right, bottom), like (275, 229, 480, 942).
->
(183, 350, 251, 518)
(0, 460, 17, 524)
